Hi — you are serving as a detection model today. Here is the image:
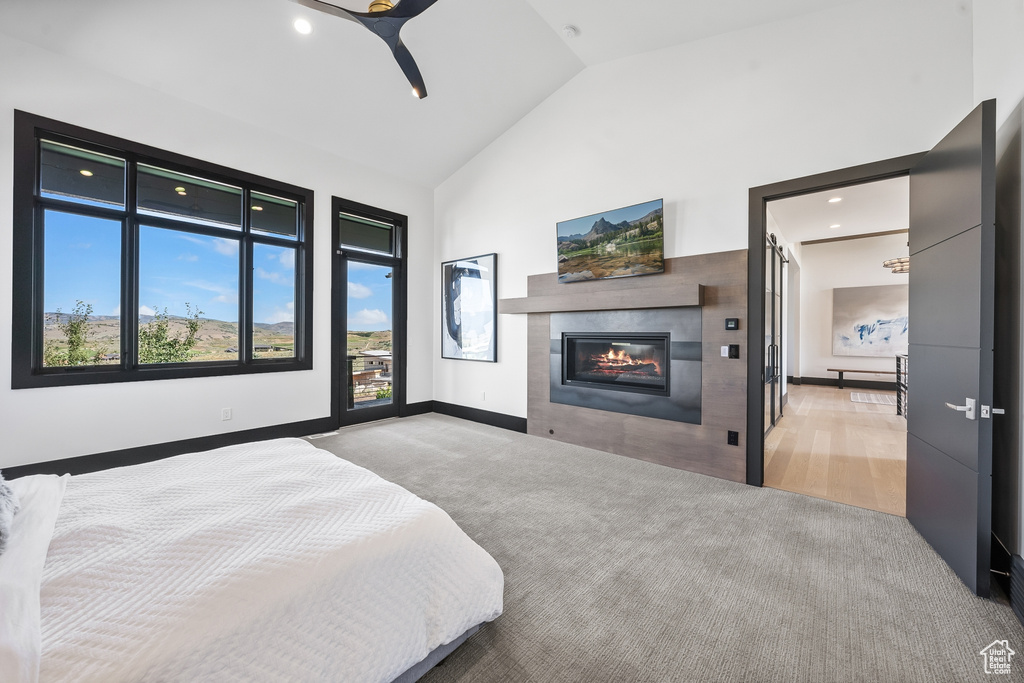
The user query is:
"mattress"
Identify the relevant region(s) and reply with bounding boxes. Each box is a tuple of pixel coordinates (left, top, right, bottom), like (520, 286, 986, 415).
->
(1, 438, 503, 683)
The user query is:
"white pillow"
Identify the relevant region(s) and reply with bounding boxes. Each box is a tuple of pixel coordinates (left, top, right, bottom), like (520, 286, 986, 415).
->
(0, 473, 19, 555)
(0, 475, 68, 683)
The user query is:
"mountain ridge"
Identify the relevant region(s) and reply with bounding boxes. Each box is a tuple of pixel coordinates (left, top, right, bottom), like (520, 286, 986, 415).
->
(558, 207, 663, 246)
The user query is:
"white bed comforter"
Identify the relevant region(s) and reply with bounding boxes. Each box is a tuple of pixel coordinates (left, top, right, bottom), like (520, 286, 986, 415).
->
(33, 438, 503, 683)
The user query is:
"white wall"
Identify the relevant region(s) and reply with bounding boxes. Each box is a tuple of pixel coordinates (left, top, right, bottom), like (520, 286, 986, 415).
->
(797, 234, 910, 379)
(973, 0, 1024, 556)
(434, 0, 974, 418)
(973, 0, 1024, 126)
(0, 36, 435, 468)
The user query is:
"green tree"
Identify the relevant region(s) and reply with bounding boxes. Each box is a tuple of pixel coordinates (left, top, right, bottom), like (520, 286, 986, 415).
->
(44, 300, 102, 367)
(138, 304, 204, 364)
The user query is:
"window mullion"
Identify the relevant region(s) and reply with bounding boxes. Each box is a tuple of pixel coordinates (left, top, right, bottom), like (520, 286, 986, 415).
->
(251, 233, 298, 249)
(124, 159, 139, 369)
(241, 188, 253, 364)
(37, 196, 125, 221)
(129, 213, 243, 242)
(32, 204, 46, 372)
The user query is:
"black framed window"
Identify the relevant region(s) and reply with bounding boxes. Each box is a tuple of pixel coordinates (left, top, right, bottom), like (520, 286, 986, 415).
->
(11, 111, 314, 388)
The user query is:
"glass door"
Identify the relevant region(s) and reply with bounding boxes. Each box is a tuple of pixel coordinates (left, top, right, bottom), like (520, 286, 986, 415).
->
(332, 197, 406, 427)
(773, 239, 784, 424)
(764, 239, 773, 434)
(764, 234, 786, 435)
(345, 260, 394, 413)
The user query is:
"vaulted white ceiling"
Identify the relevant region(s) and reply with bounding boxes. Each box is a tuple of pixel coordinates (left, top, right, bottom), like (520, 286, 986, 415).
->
(523, 0, 862, 67)
(1, 0, 864, 189)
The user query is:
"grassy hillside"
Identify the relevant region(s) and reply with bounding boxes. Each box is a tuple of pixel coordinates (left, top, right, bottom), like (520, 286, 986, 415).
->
(42, 315, 298, 363)
(347, 330, 392, 355)
(43, 313, 390, 365)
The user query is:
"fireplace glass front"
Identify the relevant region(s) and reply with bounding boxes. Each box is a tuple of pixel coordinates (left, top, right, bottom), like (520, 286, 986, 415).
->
(562, 333, 670, 395)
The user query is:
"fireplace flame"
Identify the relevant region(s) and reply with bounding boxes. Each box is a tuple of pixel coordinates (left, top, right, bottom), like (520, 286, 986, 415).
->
(605, 348, 635, 364)
(593, 347, 662, 375)
(570, 339, 666, 385)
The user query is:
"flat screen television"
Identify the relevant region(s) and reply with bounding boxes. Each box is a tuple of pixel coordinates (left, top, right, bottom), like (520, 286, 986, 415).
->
(556, 198, 664, 284)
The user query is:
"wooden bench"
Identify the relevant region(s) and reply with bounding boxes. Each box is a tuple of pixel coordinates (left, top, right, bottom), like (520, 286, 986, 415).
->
(826, 368, 897, 389)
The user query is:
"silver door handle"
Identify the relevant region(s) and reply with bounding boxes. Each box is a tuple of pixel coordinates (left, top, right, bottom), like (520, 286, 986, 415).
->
(945, 398, 976, 420)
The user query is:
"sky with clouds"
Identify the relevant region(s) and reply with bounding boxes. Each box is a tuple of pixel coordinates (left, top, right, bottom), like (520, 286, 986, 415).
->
(347, 261, 392, 332)
(44, 210, 392, 332)
(44, 210, 296, 324)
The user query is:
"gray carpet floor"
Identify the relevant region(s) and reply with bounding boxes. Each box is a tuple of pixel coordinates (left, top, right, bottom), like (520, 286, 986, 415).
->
(310, 414, 1024, 682)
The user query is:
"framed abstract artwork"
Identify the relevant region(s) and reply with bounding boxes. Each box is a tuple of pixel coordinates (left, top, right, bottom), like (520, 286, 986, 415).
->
(832, 284, 909, 357)
(441, 253, 497, 362)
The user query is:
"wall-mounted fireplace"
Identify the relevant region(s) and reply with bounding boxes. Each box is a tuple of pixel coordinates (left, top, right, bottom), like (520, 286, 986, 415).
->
(549, 308, 701, 425)
(563, 333, 669, 396)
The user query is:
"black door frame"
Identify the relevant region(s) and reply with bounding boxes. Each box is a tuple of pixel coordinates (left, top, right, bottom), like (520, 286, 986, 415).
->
(331, 196, 409, 428)
(745, 153, 926, 486)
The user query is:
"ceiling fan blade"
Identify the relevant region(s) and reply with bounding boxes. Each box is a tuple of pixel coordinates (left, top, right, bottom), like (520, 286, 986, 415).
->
(392, 39, 428, 98)
(288, 0, 360, 25)
(290, 0, 433, 97)
(386, 0, 439, 19)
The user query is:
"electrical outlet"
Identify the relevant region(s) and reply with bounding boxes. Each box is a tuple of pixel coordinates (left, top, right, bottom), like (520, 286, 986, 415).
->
(221, 408, 232, 421)
(727, 430, 739, 446)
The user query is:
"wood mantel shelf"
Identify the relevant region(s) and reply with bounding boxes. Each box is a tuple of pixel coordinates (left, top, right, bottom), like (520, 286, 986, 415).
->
(498, 282, 703, 314)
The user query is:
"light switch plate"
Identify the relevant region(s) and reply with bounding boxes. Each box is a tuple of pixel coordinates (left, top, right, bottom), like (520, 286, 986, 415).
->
(721, 345, 729, 357)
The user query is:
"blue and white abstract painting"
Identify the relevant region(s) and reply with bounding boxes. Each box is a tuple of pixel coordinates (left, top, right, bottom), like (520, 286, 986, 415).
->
(832, 284, 909, 357)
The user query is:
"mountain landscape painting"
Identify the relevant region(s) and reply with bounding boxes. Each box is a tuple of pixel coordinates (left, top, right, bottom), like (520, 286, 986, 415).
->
(556, 199, 664, 283)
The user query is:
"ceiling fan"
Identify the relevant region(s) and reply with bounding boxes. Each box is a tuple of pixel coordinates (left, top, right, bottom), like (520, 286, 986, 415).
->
(291, 0, 439, 98)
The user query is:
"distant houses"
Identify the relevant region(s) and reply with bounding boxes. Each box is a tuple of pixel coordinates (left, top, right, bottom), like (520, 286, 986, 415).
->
(225, 344, 291, 353)
(360, 350, 391, 372)
(348, 350, 393, 404)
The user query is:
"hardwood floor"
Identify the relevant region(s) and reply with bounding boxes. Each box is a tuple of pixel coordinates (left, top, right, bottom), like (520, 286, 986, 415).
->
(764, 384, 907, 516)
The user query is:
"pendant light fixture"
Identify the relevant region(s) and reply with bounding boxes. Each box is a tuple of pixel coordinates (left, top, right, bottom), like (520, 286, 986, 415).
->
(882, 257, 909, 274)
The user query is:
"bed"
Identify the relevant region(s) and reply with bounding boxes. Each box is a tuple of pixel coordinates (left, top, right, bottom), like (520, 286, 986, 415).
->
(0, 438, 504, 683)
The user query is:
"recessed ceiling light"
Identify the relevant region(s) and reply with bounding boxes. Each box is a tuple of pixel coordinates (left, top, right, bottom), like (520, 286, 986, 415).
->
(79, 169, 93, 177)
(828, 197, 842, 203)
(294, 18, 313, 35)
(252, 205, 264, 211)
(830, 224, 841, 229)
